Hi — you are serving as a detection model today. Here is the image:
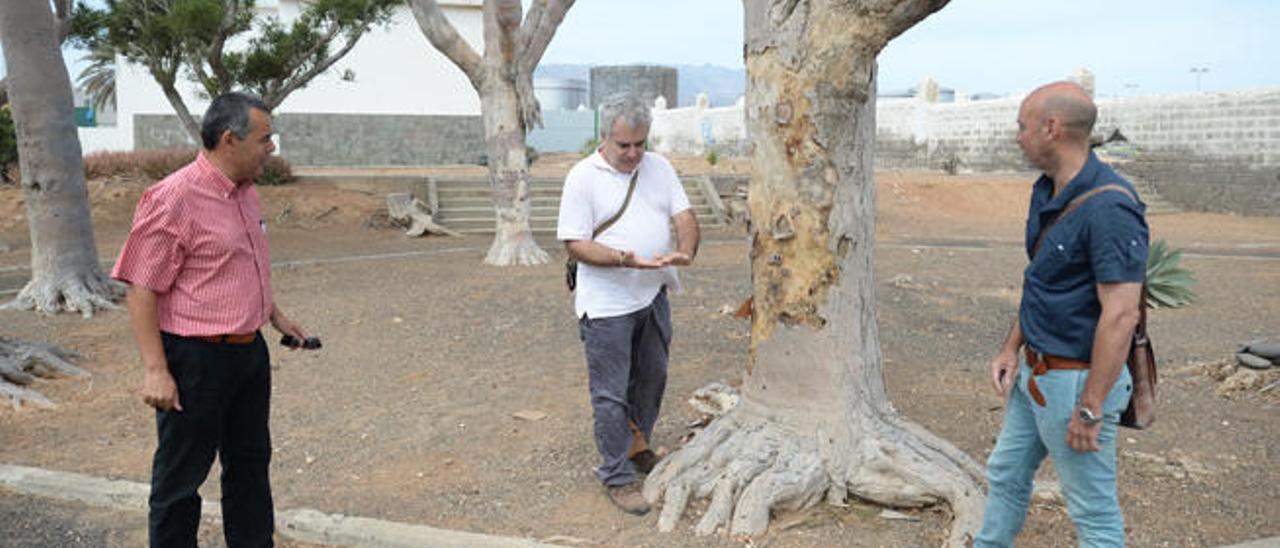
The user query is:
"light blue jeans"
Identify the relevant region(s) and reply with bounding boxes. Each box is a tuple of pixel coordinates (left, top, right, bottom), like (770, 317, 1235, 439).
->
(975, 357, 1133, 548)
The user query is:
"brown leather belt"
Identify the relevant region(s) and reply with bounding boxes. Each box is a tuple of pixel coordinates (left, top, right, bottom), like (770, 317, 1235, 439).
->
(1024, 347, 1090, 406)
(193, 333, 257, 345)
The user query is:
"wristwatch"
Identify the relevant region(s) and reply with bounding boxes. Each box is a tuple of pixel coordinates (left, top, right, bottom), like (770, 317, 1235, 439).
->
(1077, 406, 1102, 426)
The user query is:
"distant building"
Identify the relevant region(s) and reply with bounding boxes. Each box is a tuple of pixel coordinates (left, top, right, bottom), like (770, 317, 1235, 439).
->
(78, 0, 488, 166)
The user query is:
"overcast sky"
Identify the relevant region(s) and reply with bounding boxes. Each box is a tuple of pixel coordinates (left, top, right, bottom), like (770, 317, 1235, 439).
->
(541, 0, 1279, 97)
(6, 0, 1276, 99)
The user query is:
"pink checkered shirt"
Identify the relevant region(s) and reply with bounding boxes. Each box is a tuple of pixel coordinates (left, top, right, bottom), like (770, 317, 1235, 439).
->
(112, 152, 273, 337)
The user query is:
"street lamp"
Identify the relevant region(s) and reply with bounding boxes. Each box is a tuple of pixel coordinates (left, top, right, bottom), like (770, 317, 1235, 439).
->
(1190, 67, 1209, 91)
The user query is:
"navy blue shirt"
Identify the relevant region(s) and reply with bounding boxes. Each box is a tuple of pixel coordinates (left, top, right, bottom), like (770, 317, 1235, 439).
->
(1019, 152, 1149, 362)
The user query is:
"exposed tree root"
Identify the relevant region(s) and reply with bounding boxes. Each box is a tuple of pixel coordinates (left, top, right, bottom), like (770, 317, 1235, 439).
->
(484, 230, 549, 266)
(0, 337, 85, 409)
(3, 270, 124, 318)
(645, 402, 985, 547)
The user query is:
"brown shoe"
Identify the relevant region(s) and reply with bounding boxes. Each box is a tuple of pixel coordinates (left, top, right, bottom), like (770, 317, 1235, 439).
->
(630, 449, 659, 474)
(605, 482, 651, 515)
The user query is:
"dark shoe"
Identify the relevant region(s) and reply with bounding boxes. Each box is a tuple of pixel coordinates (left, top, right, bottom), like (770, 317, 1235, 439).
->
(605, 482, 651, 515)
(630, 449, 659, 474)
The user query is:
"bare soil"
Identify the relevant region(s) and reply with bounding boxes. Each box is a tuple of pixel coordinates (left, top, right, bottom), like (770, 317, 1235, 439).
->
(1, 156, 1277, 547)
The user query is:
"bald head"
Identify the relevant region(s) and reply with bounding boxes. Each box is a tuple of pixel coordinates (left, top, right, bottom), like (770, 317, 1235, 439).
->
(1025, 81, 1096, 142)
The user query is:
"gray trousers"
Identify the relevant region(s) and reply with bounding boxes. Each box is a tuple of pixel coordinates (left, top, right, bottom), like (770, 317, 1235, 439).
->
(578, 289, 672, 486)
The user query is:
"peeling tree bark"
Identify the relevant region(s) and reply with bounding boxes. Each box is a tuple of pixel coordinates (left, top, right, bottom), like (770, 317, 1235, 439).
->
(0, 0, 124, 317)
(644, 1, 984, 546)
(410, 0, 575, 266)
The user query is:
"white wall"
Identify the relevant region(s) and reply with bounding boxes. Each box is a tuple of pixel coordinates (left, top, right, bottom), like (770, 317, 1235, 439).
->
(78, 1, 483, 153)
(649, 95, 747, 155)
(651, 88, 1280, 170)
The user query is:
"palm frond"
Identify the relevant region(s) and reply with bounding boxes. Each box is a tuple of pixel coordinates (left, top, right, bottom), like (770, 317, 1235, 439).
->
(77, 42, 116, 113)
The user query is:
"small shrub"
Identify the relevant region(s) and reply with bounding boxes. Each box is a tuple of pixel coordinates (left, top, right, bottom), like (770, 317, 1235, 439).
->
(0, 105, 17, 183)
(83, 148, 196, 181)
(82, 148, 295, 185)
(525, 145, 539, 167)
(258, 155, 295, 185)
(940, 153, 961, 175)
(580, 137, 600, 157)
(705, 149, 719, 166)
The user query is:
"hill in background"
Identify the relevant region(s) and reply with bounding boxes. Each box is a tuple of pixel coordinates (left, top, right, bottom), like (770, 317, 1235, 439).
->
(536, 63, 745, 108)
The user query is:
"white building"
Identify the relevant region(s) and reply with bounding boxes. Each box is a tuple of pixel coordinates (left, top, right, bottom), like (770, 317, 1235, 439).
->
(78, 0, 485, 161)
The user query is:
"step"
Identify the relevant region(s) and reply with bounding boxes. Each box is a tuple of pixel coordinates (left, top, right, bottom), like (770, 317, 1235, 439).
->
(436, 199, 713, 213)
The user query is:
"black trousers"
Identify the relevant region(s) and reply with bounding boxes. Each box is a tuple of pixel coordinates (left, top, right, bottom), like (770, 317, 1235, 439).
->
(150, 332, 273, 548)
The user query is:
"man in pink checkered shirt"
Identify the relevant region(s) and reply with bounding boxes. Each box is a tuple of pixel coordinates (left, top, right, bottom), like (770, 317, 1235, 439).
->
(113, 92, 308, 548)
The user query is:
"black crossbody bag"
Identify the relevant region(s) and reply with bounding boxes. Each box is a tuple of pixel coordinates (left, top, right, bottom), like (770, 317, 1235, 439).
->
(565, 169, 639, 291)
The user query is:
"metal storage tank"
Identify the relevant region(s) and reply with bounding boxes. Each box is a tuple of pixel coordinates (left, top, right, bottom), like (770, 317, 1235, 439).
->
(534, 78, 589, 111)
(589, 65, 678, 109)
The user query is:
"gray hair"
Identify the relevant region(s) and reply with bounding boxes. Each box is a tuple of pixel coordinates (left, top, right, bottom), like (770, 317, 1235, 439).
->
(201, 92, 271, 150)
(598, 93, 652, 139)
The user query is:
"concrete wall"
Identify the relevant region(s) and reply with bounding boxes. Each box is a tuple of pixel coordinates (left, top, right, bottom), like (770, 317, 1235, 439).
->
(650, 96, 747, 156)
(650, 88, 1280, 215)
(135, 113, 486, 167)
(590, 65, 678, 109)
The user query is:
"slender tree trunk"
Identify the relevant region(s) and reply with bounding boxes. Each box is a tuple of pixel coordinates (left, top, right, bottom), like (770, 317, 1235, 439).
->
(0, 0, 123, 317)
(410, 0, 571, 266)
(158, 78, 202, 146)
(479, 76, 548, 265)
(644, 1, 982, 545)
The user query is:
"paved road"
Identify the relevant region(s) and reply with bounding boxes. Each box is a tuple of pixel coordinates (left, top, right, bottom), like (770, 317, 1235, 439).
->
(0, 489, 148, 547)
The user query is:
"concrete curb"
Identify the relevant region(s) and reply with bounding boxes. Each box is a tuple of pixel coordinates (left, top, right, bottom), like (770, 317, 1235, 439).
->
(0, 464, 560, 548)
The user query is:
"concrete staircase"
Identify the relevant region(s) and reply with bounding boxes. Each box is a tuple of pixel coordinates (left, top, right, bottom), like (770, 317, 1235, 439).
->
(294, 173, 727, 234)
(1125, 173, 1183, 216)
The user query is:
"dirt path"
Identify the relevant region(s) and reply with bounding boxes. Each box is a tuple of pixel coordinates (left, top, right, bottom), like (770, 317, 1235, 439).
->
(1, 164, 1278, 547)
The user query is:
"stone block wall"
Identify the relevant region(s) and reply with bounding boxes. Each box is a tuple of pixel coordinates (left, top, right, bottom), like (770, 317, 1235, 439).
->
(136, 113, 487, 166)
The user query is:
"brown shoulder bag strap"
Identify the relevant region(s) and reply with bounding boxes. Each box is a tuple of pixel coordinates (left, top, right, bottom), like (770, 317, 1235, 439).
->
(1032, 184, 1136, 257)
(592, 169, 639, 240)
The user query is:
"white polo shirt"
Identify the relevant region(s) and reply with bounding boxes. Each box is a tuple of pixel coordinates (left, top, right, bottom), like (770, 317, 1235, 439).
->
(557, 151, 691, 319)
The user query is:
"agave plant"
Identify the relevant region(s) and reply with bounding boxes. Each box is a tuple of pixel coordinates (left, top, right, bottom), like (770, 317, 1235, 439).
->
(1145, 239, 1197, 309)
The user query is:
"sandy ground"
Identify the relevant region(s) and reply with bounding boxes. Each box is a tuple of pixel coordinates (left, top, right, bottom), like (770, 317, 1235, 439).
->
(1, 156, 1278, 547)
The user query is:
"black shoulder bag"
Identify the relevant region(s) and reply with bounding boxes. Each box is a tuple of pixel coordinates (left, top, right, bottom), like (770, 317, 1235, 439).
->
(565, 169, 639, 292)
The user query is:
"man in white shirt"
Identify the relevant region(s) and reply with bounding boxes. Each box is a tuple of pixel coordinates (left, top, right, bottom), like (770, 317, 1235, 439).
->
(557, 93, 700, 515)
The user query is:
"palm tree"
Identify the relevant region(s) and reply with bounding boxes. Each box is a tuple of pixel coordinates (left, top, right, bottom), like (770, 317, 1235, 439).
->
(77, 41, 116, 115)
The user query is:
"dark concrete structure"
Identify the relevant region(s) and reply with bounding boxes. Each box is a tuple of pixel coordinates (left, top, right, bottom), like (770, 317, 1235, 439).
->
(135, 113, 487, 167)
(590, 65, 678, 109)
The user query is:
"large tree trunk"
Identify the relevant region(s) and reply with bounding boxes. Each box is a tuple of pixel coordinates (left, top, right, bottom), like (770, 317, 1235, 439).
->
(479, 77, 548, 265)
(0, 0, 123, 317)
(644, 1, 983, 546)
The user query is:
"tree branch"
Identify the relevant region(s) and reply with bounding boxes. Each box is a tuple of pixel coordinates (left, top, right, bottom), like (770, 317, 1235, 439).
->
(516, 0, 548, 56)
(266, 24, 357, 109)
(187, 57, 221, 99)
(875, 0, 950, 46)
(151, 64, 202, 145)
(488, 0, 522, 64)
(54, 0, 74, 44)
(519, 0, 573, 73)
(409, 0, 482, 87)
(204, 0, 241, 95)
